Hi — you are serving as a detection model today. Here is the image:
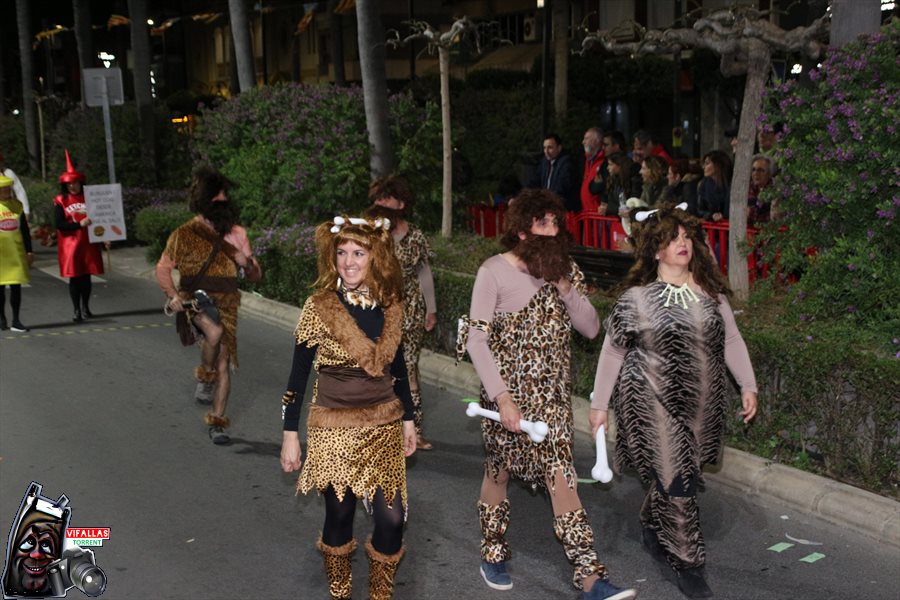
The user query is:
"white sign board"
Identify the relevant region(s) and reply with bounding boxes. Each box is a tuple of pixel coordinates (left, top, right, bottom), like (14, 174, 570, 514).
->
(83, 68, 125, 107)
(84, 184, 127, 243)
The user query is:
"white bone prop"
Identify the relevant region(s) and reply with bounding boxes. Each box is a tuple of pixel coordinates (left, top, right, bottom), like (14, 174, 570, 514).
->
(635, 201, 688, 222)
(591, 425, 614, 483)
(465, 403, 549, 443)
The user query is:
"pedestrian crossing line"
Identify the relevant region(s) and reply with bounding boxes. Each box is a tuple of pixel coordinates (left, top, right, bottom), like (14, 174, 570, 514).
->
(0, 322, 172, 340)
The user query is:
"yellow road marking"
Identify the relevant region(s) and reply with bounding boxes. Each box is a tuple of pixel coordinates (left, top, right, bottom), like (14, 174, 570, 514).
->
(0, 322, 172, 340)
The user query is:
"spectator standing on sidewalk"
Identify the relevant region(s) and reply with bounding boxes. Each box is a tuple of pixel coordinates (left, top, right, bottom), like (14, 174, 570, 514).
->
(459, 189, 636, 600)
(366, 174, 438, 450)
(53, 150, 104, 322)
(155, 166, 262, 445)
(527, 133, 580, 212)
(590, 205, 757, 599)
(0, 175, 33, 332)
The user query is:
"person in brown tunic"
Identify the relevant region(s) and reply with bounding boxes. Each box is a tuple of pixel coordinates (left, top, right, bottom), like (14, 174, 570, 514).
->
(280, 215, 416, 600)
(460, 189, 636, 600)
(590, 205, 758, 599)
(366, 175, 438, 449)
(156, 166, 262, 444)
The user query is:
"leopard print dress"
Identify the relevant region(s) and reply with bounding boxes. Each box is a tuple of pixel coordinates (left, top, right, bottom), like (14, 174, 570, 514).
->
(461, 266, 588, 491)
(293, 293, 408, 512)
(605, 282, 728, 490)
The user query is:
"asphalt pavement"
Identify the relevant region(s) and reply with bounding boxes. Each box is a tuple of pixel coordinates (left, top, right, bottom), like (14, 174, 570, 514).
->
(1, 244, 898, 600)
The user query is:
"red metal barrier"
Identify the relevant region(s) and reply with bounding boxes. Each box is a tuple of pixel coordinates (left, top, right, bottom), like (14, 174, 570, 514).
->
(467, 204, 507, 238)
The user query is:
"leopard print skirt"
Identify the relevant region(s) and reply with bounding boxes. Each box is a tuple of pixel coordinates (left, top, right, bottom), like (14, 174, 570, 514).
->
(297, 420, 408, 513)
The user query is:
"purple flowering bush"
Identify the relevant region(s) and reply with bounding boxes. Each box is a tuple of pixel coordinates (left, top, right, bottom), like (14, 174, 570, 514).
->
(191, 83, 443, 231)
(759, 20, 900, 332)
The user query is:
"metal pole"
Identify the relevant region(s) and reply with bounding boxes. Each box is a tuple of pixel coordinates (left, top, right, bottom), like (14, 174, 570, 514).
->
(36, 97, 46, 181)
(100, 80, 116, 184)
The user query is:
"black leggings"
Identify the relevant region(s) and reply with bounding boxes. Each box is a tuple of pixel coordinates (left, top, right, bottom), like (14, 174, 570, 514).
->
(322, 485, 405, 555)
(68, 274, 92, 311)
(0, 285, 22, 320)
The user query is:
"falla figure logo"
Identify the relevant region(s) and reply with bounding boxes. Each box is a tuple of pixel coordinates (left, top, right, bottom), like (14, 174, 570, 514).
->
(2, 483, 107, 599)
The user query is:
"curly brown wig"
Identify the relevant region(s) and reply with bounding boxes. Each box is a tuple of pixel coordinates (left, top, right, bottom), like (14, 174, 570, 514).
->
(189, 165, 239, 235)
(614, 206, 731, 301)
(500, 188, 567, 250)
(367, 174, 415, 218)
(313, 217, 403, 307)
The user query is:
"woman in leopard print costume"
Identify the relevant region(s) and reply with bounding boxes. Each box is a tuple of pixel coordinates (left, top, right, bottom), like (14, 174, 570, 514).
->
(280, 216, 417, 600)
(590, 205, 757, 599)
(366, 175, 438, 450)
(459, 189, 636, 600)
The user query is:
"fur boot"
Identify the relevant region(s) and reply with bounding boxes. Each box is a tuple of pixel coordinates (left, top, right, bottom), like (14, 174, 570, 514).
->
(477, 498, 511, 563)
(203, 413, 231, 428)
(365, 538, 405, 600)
(317, 536, 357, 600)
(194, 366, 218, 383)
(552, 508, 608, 589)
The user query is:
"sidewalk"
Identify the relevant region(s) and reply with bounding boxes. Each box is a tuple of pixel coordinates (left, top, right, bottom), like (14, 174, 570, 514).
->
(107, 244, 900, 551)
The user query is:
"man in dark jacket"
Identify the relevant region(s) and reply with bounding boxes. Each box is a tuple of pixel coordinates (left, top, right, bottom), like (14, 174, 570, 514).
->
(528, 133, 580, 212)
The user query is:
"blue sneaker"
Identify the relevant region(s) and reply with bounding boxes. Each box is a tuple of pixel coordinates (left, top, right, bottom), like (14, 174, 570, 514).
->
(582, 579, 637, 600)
(479, 560, 513, 591)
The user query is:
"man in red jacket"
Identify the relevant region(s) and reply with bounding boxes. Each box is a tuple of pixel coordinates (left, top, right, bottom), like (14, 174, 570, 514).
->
(580, 127, 605, 213)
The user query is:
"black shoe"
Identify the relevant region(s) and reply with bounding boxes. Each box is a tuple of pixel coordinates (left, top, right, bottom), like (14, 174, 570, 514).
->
(0, 317, 7, 330)
(675, 566, 713, 599)
(10, 321, 29, 333)
(73, 309, 84, 323)
(641, 526, 666, 563)
(209, 426, 230, 445)
(83, 306, 94, 318)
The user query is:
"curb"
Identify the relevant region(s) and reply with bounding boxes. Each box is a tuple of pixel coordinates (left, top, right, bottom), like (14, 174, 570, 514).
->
(115, 247, 900, 551)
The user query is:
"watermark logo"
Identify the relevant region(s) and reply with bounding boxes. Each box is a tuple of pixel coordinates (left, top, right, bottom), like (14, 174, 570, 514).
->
(2, 482, 107, 599)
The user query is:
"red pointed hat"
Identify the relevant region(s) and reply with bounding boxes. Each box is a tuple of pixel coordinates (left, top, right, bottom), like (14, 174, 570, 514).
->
(59, 149, 86, 183)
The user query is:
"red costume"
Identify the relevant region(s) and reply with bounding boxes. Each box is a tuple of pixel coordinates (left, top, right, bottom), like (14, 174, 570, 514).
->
(54, 193, 103, 278)
(580, 150, 605, 213)
(54, 150, 103, 278)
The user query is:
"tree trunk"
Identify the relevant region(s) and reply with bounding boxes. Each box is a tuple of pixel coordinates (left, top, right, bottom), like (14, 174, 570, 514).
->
(15, 0, 39, 173)
(0, 33, 5, 116)
(552, 0, 568, 119)
(73, 0, 94, 107)
(127, 0, 157, 184)
(329, 0, 346, 86)
(438, 45, 452, 238)
(728, 40, 769, 301)
(356, 0, 395, 177)
(830, 0, 881, 48)
(228, 0, 256, 92)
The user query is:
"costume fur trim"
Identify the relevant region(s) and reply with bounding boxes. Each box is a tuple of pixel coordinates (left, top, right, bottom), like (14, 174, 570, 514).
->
(204, 413, 231, 428)
(365, 537, 406, 563)
(194, 366, 218, 383)
(308, 400, 403, 428)
(317, 536, 358, 556)
(312, 291, 403, 377)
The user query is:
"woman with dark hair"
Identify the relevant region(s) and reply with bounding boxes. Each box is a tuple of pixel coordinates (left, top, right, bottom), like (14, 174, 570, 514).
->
(590, 206, 758, 599)
(660, 159, 702, 216)
(53, 150, 104, 322)
(696, 151, 732, 222)
(459, 189, 636, 600)
(280, 215, 416, 600)
(366, 175, 438, 450)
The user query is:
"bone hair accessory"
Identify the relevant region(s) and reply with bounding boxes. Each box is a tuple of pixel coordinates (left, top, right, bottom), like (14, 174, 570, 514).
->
(634, 202, 689, 222)
(330, 215, 391, 233)
(465, 403, 549, 443)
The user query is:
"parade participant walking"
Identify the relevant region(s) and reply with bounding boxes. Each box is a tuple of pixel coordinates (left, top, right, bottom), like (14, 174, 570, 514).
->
(0, 175, 33, 332)
(280, 215, 416, 600)
(459, 189, 636, 600)
(53, 150, 104, 322)
(0, 151, 29, 217)
(590, 205, 758, 599)
(155, 166, 261, 445)
(366, 174, 438, 450)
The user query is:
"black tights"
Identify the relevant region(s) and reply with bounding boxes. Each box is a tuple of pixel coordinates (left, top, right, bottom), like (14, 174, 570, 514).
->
(0, 285, 22, 320)
(322, 486, 405, 555)
(68, 274, 92, 312)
